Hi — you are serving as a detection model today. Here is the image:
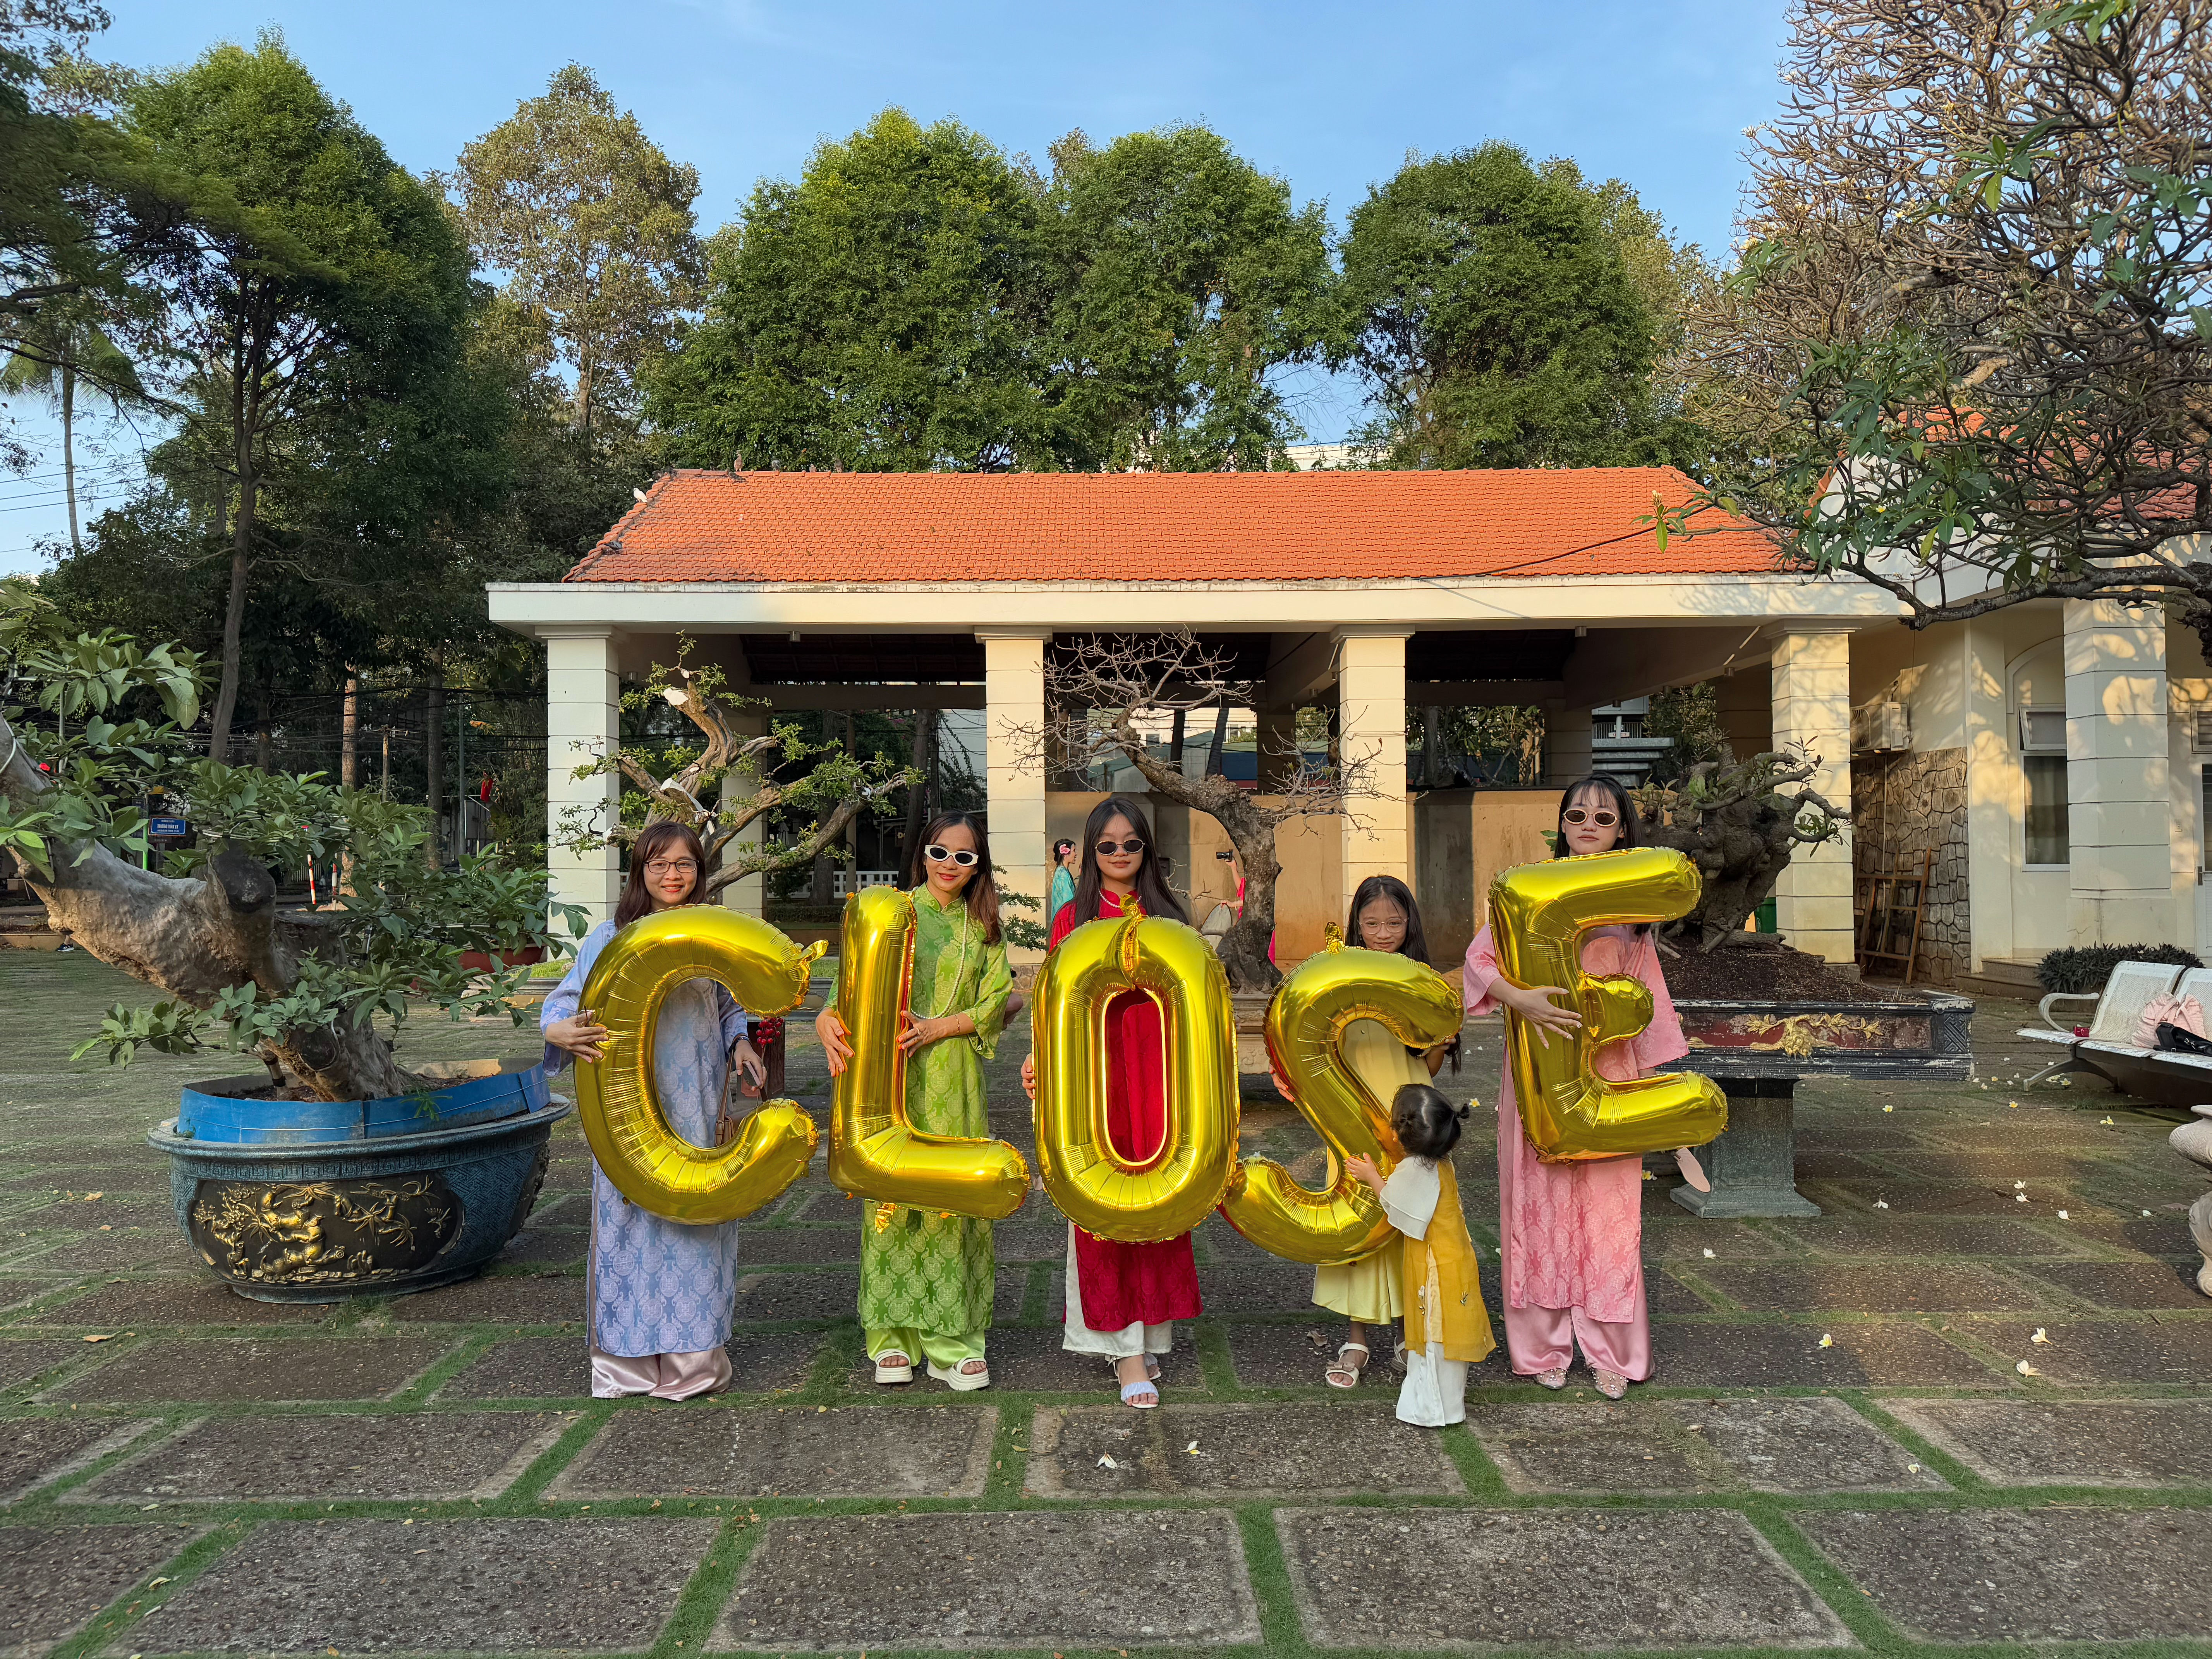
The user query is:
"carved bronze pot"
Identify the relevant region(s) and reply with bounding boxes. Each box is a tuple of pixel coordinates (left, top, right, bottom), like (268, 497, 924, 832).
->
(148, 1064, 570, 1303)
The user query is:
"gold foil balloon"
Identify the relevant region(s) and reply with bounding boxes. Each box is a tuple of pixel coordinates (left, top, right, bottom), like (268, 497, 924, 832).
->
(577, 905, 824, 1224)
(827, 885, 1029, 1219)
(1488, 846, 1726, 1161)
(1221, 932, 1465, 1265)
(1031, 905, 1240, 1243)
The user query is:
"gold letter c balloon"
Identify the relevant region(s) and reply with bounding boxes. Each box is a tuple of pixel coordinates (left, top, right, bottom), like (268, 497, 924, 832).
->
(1030, 907, 1240, 1243)
(827, 885, 1029, 1219)
(576, 906, 824, 1224)
(1220, 929, 1465, 1265)
(1488, 845, 1726, 1161)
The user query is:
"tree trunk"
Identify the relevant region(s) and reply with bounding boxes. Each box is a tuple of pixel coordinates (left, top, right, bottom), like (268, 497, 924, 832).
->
(60, 356, 79, 556)
(206, 349, 258, 766)
(1206, 703, 1230, 777)
(424, 679, 445, 871)
(1, 708, 412, 1101)
(897, 708, 938, 879)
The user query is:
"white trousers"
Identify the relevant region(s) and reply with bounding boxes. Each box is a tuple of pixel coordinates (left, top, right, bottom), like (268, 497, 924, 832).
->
(1059, 1223, 1175, 1359)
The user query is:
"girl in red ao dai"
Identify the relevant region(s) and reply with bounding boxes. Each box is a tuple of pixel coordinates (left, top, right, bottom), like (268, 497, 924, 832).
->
(1020, 796, 1202, 1408)
(1460, 775, 1698, 1400)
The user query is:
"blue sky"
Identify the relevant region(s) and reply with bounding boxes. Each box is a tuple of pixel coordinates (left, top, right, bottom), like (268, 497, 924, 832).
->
(1, 0, 1791, 574)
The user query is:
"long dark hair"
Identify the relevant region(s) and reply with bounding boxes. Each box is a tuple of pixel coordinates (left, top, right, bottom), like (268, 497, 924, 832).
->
(615, 821, 710, 928)
(1347, 873, 1459, 1072)
(902, 809, 1003, 946)
(1553, 773, 1649, 935)
(1070, 795, 1188, 924)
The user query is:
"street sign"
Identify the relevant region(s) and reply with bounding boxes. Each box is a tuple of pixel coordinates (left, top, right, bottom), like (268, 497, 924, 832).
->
(149, 817, 189, 838)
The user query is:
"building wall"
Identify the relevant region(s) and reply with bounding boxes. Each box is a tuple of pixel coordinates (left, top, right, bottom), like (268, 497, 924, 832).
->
(1851, 747, 1971, 984)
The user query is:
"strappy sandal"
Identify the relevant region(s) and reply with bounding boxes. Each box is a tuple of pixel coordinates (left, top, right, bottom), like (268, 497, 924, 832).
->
(1594, 1369, 1629, 1400)
(1107, 1354, 1163, 1382)
(1325, 1340, 1370, 1389)
(1535, 1368, 1568, 1390)
(927, 1356, 991, 1391)
(1673, 1146, 1711, 1193)
(1119, 1376, 1159, 1408)
(872, 1350, 914, 1385)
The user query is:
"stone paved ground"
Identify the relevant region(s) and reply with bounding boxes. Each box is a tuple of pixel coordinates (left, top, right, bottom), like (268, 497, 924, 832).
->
(3, 947, 2210, 1658)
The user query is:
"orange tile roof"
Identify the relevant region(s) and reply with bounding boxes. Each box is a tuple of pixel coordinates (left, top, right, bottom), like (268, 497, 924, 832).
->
(565, 467, 1779, 584)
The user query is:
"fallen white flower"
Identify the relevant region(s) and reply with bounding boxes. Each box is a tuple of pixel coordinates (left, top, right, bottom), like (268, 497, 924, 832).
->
(1818, 1333, 1834, 1348)
(2100, 1116, 2115, 1126)
(1702, 1248, 1716, 1259)
(1906, 1463, 1920, 1473)
(1882, 1104, 1894, 1113)
(1186, 1441, 1201, 1455)
(2057, 1210, 2069, 1220)
(2016, 1194, 2028, 1203)
(1874, 1200, 1890, 1210)
(1097, 1454, 1118, 1468)
(2031, 1328, 2049, 1344)
(2014, 1180, 2027, 1189)
(2016, 1359, 2039, 1376)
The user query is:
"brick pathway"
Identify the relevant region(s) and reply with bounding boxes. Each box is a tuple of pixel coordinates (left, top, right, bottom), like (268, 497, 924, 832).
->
(3, 948, 2209, 1656)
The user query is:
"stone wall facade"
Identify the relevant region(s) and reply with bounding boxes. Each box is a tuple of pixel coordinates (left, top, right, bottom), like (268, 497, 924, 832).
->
(1852, 746, 1971, 984)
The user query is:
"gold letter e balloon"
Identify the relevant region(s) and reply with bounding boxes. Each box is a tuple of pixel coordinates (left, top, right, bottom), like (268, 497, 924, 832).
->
(575, 907, 825, 1224)
(1488, 846, 1727, 1161)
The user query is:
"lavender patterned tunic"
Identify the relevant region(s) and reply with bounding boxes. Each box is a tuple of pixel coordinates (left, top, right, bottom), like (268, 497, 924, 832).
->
(542, 918, 750, 1357)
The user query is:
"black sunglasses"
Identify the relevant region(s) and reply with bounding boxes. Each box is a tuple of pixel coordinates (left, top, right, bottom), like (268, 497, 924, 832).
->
(1094, 838, 1146, 857)
(923, 844, 980, 867)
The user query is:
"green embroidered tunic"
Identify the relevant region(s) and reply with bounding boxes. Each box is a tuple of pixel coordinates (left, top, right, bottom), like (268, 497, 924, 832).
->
(830, 885, 1013, 1341)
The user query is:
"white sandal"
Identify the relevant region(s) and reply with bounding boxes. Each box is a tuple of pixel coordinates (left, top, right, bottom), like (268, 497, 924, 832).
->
(1325, 1340, 1369, 1389)
(927, 1357, 991, 1391)
(872, 1350, 914, 1385)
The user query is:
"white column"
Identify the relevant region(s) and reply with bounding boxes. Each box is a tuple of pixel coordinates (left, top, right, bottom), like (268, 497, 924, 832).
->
(718, 708, 767, 918)
(1336, 628, 1412, 898)
(2064, 598, 2173, 943)
(1770, 628, 1855, 963)
(1546, 704, 1595, 785)
(544, 627, 622, 937)
(981, 629, 1051, 963)
(1963, 619, 2017, 971)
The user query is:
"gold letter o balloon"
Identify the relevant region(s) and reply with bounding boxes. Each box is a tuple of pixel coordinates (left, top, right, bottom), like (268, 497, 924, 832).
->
(1488, 845, 1726, 1161)
(1030, 907, 1240, 1243)
(1221, 931, 1465, 1265)
(576, 906, 824, 1224)
(827, 885, 1029, 1219)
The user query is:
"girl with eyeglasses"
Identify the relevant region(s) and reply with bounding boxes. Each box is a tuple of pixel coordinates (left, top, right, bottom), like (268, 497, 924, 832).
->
(1019, 795, 1200, 1408)
(541, 820, 767, 1400)
(1460, 774, 1692, 1400)
(815, 812, 1013, 1390)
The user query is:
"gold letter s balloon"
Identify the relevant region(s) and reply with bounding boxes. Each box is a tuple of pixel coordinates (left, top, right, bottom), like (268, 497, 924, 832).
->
(827, 885, 1029, 1219)
(1220, 929, 1464, 1265)
(576, 907, 824, 1223)
(1031, 907, 1240, 1243)
(1488, 846, 1726, 1161)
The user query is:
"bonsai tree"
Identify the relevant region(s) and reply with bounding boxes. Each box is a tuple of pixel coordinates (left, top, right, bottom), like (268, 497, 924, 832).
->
(0, 579, 587, 1100)
(1034, 630, 1373, 991)
(553, 639, 915, 903)
(1630, 746, 1846, 952)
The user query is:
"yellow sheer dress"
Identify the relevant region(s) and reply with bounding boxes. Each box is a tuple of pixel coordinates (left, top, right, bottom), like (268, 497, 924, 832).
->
(1310, 1017, 1429, 1323)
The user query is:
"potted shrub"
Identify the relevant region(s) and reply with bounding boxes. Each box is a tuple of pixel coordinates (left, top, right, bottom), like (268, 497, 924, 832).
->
(0, 581, 585, 1300)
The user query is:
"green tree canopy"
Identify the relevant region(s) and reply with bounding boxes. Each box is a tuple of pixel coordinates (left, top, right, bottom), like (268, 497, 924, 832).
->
(647, 108, 1061, 472)
(122, 32, 498, 759)
(1048, 124, 1333, 471)
(1337, 141, 1690, 470)
(443, 63, 703, 434)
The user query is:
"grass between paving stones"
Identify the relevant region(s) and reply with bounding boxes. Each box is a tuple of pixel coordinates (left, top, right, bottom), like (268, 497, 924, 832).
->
(7, 953, 2212, 1658)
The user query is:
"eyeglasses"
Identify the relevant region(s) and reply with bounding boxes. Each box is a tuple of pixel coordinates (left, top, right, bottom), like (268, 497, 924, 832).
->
(1094, 838, 1146, 857)
(644, 858, 699, 876)
(1561, 808, 1620, 828)
(923, 845, 979, 867)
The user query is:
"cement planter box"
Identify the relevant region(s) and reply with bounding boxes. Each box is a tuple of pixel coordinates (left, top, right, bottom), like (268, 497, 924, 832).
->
(1672, 992, 1975, 1218)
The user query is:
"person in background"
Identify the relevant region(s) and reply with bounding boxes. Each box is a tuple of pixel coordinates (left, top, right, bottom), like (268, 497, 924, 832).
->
(1046, 837, 1078, 933)
(816, 812, 1013, 1390)
(541, 821, 766, 1400)
(1461, 775, 1688, 1400)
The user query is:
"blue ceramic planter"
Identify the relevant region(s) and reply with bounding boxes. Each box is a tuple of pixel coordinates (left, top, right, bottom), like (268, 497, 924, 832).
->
(149, 1060, 571, 1304)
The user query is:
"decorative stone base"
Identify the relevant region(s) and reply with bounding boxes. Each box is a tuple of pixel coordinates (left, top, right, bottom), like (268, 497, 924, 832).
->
(1671, 1082, 1822, 1219)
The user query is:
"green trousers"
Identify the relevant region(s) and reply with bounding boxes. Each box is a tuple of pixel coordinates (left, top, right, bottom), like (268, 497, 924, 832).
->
(866, 1326, 986, 1367)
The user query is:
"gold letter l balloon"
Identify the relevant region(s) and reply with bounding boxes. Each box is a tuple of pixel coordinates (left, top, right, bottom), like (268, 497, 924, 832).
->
(1488, 846, 1726, 1161)
(1030, 907, 1240, 1243)
(1220, 930, 1465, 1265)
(576, 907, 824, 1224)
(827, 885, 1029, 1219)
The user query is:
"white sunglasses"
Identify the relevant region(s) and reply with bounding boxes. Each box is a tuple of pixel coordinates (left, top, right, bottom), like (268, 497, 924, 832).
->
(923, 844, 980, 868)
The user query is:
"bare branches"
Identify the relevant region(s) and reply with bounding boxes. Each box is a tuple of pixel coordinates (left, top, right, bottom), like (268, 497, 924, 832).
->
(1631, 745, 1848, 951)
(1679, 0, 2212, 644)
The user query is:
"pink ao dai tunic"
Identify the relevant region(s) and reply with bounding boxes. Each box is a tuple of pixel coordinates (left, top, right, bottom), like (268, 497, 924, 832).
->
(1462, 923, 1689, 1380)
